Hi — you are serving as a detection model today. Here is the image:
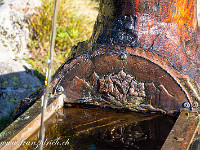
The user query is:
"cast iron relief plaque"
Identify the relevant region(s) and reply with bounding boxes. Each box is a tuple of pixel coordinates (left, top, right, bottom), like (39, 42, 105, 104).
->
(57, 52, 195, 115)
(13, 50, 200, 120)
(12, 0, 200, 119)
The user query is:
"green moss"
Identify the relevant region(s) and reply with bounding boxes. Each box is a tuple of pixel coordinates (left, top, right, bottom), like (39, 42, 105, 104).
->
(27, 83, 31, 89)
(12, 76, 20, 82)
(9, 98, 16, 103)
(2, 81, 8, 87)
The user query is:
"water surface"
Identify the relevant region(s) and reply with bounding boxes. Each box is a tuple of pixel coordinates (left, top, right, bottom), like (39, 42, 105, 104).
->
(18, 107, 177, 150)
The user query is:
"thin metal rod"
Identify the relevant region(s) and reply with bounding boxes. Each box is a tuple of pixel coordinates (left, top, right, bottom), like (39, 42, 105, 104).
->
(38, 0, 60, 150)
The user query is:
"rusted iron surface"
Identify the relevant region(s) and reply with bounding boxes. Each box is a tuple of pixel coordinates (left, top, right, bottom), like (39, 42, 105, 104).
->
(54, 0, 200, 115)
(12, 0, 200, 119)
(189, 122, 200, 149)
(72, 0, 200, 84)
(12, 49, 200, 119)
(57, 52, 191, 115)
(161, 111, 200, 150)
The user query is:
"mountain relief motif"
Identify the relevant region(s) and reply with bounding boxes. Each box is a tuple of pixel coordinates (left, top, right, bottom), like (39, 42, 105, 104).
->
(98, 70, 146, 107)
(62, 70, 176, 114)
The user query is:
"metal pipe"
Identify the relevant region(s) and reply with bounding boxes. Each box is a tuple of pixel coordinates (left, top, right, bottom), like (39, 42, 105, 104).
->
(38, 0, 60, 149)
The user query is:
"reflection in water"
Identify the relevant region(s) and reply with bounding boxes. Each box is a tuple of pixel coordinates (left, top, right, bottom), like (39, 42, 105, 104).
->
(189, 138, 200, 150)
(19, 107, 177, 150)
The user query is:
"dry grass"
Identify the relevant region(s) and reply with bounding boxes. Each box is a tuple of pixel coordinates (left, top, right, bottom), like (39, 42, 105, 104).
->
(28, 0, 200, 83)
(27, 0, 99, 83)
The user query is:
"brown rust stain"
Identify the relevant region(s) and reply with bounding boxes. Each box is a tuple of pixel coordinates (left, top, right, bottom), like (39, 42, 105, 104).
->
(62, 58, 95, 81)
(62, 76, 91, 101)
(163, 0, 196, 34)
(161, 111, 200, 150)
(124, 54, 187, 112)
(126, 47, 200, 105)
(58, 52, 194, 113)
(92, 54, 124, 77)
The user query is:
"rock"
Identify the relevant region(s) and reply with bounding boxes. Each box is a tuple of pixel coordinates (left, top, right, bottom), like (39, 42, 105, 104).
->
(0, 0, 42, 60)
(0, 61, 42, 117)
(0, 0, 42, 118)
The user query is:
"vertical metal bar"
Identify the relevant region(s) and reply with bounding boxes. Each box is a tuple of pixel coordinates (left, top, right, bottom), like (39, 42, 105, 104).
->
(38, 0, 60, 150)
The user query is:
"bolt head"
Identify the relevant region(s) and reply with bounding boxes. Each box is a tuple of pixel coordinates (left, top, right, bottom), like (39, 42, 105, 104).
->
(183, 102, 191, 108)
(119, 53, 127, 60)
(22, 115, 30, 120)
(56, 85, 64, 94)
(193, 102, 199, 108)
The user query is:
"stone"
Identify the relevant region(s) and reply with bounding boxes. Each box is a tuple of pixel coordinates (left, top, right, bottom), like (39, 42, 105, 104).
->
(0, 0, 42, 118)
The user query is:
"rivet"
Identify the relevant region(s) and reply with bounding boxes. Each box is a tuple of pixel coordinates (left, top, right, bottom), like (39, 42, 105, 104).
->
(22, 115, 30, 120)
(119, 53, 127, 60)
(183, 102, 190, 108)
(56, 85, 64, 94)
(193, 101, 199, 108)
(174, 137, 184, 141)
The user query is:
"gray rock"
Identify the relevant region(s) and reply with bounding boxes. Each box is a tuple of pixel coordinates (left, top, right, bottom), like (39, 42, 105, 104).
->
(0, 0, 42, 118)
(0, 62, 42, 117)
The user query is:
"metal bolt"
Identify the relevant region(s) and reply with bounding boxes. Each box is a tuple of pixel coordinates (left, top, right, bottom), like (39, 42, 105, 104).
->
(119, 53, 127, 60)
(174, 137, 184, 141)
(22, 115, 30, 120)
(49, 93, 53, 98)
(183, 102, 191, 108)
(193, 101, 199, 108)
(56, 85, 64, 94)
(65, 103, 72, 107)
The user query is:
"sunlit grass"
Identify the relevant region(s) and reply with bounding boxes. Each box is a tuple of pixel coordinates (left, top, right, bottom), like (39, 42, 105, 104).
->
(0, 0, 99, 132)
(27, 0, 98, 83)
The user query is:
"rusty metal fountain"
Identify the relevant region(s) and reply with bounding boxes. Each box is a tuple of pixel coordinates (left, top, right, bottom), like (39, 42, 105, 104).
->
(47, 0, 200, 115)
(1, 0, 200, 149)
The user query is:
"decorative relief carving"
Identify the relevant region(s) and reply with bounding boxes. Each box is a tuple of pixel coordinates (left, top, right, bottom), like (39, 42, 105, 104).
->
(99, 70, 146, 106)
(62, 70, 178, 114)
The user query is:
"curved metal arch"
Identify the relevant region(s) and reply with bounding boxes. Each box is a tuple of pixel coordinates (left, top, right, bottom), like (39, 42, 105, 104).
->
(53, 48, 200, 114)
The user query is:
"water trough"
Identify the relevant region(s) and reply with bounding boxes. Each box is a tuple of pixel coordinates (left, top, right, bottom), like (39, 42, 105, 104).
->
(1, 0, 200, 149)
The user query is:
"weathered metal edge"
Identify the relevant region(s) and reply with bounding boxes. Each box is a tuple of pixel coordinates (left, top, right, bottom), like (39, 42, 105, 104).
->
(161, 111, 200, 150)
(56, 47, 200, 106)
(126, 47, 200, 106)
(0, 94, 64, 150)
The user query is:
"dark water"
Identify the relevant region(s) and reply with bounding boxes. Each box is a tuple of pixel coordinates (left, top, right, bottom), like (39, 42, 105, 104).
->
(189, 138, 200, 150)
(19, 107, 177, 150)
